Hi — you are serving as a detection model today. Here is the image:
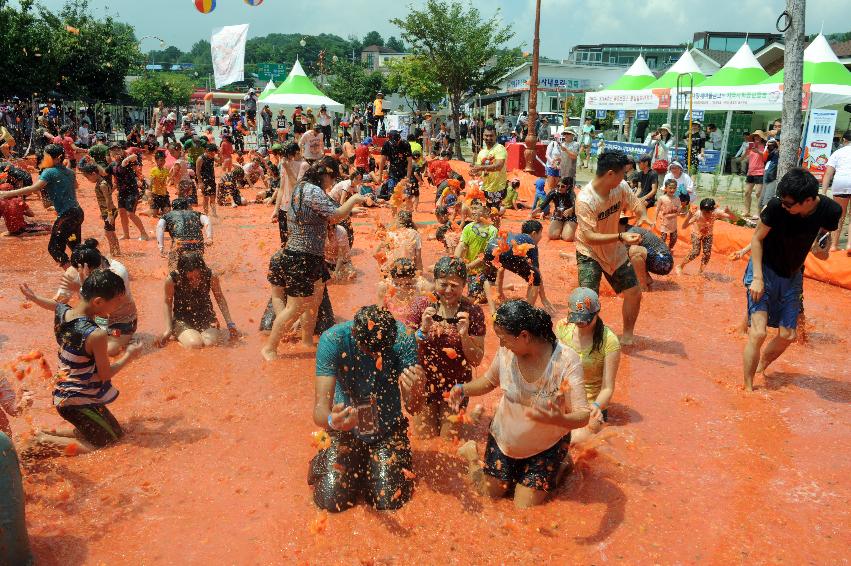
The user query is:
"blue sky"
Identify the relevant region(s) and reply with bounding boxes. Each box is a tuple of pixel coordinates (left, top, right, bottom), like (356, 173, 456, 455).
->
(19, 0, 851, 57)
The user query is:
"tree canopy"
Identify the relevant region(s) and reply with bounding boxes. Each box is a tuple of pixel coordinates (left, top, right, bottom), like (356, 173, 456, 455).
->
(384, 56, 444, 111)
(325, 60, 385, 110)
(391, 0, 520, 156)
(0, 0, 141, 100)
(128, 72, 196, 109)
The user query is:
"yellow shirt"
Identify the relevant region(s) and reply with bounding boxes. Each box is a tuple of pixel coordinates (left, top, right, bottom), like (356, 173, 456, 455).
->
(149, 167, 170, 196)
(374, 98, 384, 117)
(475, 143, 507, 194)
(555, 320, 620, 402)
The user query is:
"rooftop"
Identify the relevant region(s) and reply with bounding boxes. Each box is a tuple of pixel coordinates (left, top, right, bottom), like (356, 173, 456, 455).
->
(361, 44, 405, 55)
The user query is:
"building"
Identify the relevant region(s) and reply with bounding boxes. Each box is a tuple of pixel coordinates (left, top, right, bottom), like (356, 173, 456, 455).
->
(566, 43, 683, 70)
(360, 45, 409, 73)
(475, 61, 624, 119)
(754, 38, 851, 75)
(692, 31, 782, 54)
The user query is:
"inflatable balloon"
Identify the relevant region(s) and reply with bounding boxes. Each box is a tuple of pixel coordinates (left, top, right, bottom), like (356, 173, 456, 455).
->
(194, 0, 216, 14)
(244, 0, 264, 5)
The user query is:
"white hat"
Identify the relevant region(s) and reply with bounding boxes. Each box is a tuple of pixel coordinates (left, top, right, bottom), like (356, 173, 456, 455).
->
(659, 123, 672, 134)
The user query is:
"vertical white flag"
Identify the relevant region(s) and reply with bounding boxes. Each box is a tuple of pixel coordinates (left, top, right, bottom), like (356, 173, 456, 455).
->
(211, 24, 249, 88)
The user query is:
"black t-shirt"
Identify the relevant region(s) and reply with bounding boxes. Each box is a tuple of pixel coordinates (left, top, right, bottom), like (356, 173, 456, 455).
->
(539, 189, 574, 213)
(381, 140, 412, 180)
(760, 196, 841, 277)
(106, 160, 138, 193)
(636, 170, 657, 205)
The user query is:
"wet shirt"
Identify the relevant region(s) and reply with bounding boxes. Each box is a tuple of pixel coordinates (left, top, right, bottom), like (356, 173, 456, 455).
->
(107, 160, 138, 194)
(52, 303, 118, 407)
(0, 197, 28, 233)
(486, 343, 587, 459)
(316, 320, 418, 443)
(539, 189, 575, 217)
(170, 268, 217, 329)
(381, 140, 413, 180)
(428, 160, 452, 186)
(406, 297, 486, 401)
(555, 321, 620, 403)
(286, 182, 340, 257)
(760, 196, 841, 277)
(39, 166, 78, 216)
(485, 233, 540, 269)
(627, 225, 672, 264)
(149, 167, 169, 196)
(88, 144, 109, 167)
(460, 222, 498, 273)
(475, 143, 508, 194)
(575, 181, 642, 273)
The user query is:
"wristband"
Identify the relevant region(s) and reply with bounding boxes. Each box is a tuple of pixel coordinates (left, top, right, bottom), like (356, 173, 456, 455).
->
(453, 383, 465, 397)
(327, 413, 337, 430)
(415, 329, 427, 341)
(617, 232, 623, 242)
(592, 402, 602, 410)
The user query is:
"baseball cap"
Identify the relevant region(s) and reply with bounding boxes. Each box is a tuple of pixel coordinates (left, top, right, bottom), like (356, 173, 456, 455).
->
(567, 287, 601, 324)
(362, 137, 373, 146)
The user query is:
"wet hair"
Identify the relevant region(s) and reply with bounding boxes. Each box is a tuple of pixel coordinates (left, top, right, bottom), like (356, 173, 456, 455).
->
(171, 197, 189, 210)
(433, 256, 467, 281)
(558, 176, 573, 187)
(440, 150, 451, 158)
(638, 154, 652, 166)
(699, 198, 717, 212)
(590, 317, 606, 353)
(154, 149, 167, 160)
(596, 150, 630, 177)
(521, 219, 543, 234)
(389, 257, 416, 279)
(333, 146, 343, 155)
(70, 239, 104, 270)
(231, 166, 245, 179)
(81, 269, 125, 302)
(483, 124, 496, 134)
(282, 141, 300, 158)
(352, 305, 398, 353)
(435, 205, 449, 217)
(664, 178, 678, 188)
(176, 251, 210, 276)
(301, 156, 340, 187)
(349, 170, 363, 181)
(205, 143, 218, 152)
(78, 158, 99, 174)
(43, 144, 64, 159)
(777, 168, 819, 203)
(493, 300, 556, 347)
(397, 210, 416, 229)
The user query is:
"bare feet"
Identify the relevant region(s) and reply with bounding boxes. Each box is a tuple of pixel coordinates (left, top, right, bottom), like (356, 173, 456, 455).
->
(260, 347, 278, 361)
(620, 333, 635, 346)
(139, 233, 150, 241)
(674, 265, 683, 276)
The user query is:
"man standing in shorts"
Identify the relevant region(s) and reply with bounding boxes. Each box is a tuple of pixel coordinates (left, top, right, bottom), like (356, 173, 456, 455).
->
(470, 125, 507, 207)
(743, 168, 840, 391)
(575, 150, 650, 345)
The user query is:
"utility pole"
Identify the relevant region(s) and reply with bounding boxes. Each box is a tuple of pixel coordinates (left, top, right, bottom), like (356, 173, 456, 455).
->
(778, 0, 805, 179)
(524, 0, 541, 174)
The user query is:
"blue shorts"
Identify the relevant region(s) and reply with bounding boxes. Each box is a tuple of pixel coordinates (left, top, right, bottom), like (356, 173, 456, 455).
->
(743, 260, 802, 329)
(545, 166, 560, 178)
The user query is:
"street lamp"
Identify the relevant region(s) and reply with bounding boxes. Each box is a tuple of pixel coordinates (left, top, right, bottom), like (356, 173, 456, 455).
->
(524, 0, 541, 174)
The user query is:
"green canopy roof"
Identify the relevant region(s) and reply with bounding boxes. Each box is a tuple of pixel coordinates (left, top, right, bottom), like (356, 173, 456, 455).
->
(645, 50, 705, 90)
(604, 55, 657, 91)
(763, 33, 851, 86)
(699, 43, 769, 87)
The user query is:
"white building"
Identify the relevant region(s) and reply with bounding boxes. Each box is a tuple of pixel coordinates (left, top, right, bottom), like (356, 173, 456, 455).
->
(476, 61, 625, 118)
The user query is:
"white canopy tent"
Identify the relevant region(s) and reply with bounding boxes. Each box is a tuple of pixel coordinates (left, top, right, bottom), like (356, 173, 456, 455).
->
(262, 59, 344, 113)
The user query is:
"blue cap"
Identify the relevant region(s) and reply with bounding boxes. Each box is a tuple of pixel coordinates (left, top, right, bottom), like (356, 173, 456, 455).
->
(363, 137, 373, 146)
(567, 287, 601, 324)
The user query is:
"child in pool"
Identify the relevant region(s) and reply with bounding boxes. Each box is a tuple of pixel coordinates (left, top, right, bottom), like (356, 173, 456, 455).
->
(656, 179, 681, 249)
(677, 198, 734, 275)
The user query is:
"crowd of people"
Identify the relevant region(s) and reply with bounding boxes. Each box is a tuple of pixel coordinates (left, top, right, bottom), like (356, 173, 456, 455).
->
(0, 85, 847, 517)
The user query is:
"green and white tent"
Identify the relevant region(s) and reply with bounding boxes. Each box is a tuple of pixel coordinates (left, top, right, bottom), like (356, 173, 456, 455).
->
(258, 79, 277, 101)
(644, 50, 705, 90)
(763, 34, 851, 86)
(603, 55, 656, 91)
(263, 58, 344, 112)
(698, 43, 769, 87)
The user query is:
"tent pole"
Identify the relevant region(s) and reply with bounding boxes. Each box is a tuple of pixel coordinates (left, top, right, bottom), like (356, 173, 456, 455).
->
(719, 110, 733, 174)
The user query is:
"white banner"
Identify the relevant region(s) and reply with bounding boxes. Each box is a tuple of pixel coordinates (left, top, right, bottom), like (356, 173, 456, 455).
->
(802, 109, 838, 181)
(211, 24, 249, 89)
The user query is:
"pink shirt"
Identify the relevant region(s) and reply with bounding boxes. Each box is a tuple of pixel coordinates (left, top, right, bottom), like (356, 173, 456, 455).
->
(656, 194, 680, 234)
(747, 142, 766, 176)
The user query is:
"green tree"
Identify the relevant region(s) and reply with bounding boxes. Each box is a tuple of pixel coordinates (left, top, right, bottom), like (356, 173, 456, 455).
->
(326, 60, 384, 109)
(129, 72, 195, 109)
(384, 56, 444, 111)
(385, 36, 405, 53)
(362, 30, 384, 47)
(391, 0, 520, 158)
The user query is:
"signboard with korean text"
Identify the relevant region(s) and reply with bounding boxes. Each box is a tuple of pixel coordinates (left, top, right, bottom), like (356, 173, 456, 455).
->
(590, 140, 721, 173)
(801, 109, 838, 181)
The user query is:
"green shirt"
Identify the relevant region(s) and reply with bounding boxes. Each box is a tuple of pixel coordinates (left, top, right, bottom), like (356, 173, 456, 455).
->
(460, 222, 497, 273)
